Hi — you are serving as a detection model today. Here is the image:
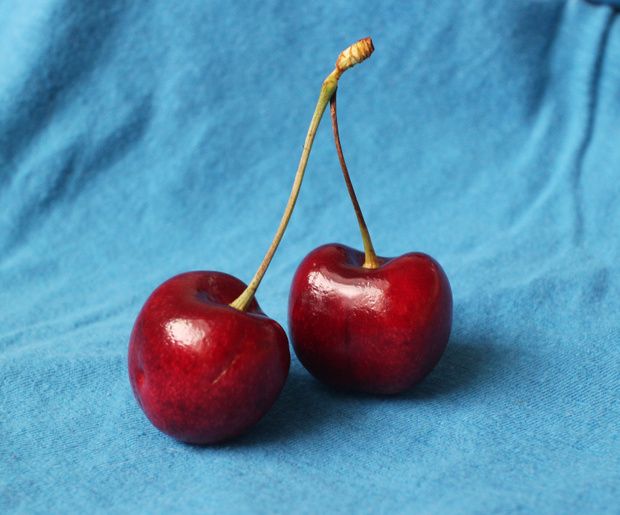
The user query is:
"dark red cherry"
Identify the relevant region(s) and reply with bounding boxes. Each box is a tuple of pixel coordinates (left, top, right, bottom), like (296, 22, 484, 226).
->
(129, 272, 290, 444)
(289, 244, 452, 394)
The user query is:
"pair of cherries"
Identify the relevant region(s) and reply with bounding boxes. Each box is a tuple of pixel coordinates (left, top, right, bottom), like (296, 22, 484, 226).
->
(128, 38, 452, 444)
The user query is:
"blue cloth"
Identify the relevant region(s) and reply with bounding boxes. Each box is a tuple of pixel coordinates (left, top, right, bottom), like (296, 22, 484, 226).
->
(2, 1, 619, 512)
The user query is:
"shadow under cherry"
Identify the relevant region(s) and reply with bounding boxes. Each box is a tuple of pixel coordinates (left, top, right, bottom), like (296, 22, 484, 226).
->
(185, 331, 518, 448)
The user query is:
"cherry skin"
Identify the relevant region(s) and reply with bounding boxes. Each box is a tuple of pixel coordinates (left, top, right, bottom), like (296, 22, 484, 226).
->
(288, 244, 452, 395)
(128, 271, 290, 444)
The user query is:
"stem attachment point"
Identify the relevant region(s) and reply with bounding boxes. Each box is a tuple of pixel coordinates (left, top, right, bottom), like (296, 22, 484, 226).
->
(336, 37, 375, 73)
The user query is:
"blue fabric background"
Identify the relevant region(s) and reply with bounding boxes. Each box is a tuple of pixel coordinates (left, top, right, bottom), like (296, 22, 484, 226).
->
(1, 1, 619, 513)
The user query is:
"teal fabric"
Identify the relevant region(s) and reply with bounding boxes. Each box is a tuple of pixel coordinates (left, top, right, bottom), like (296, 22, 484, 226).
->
(2, 1, 619, 513)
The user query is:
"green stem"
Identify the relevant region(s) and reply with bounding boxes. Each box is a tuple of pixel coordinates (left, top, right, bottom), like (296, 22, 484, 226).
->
(330, 91, 379, 269)
(229, 73, 337, 311)
(229, 37, 374, 311)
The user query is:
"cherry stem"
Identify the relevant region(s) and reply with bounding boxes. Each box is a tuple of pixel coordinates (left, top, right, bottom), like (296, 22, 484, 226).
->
(230, 37, 375, 311)
(330, 91, 379, 269)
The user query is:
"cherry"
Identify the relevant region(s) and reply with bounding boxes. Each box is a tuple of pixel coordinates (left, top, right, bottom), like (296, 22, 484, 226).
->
(129, 272, 289, 444)
(289, 245, 452, 394)
(288, 74, 453, 395)
(128, 38, 375, 443)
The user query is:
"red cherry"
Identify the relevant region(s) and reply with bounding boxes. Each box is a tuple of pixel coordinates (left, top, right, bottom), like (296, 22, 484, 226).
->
(128, 272, 290, 444)
(289, 244, 452, 394)
(287, 82, 452, 395)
